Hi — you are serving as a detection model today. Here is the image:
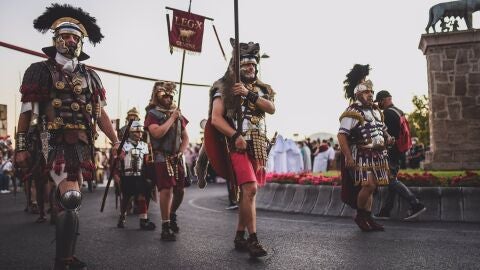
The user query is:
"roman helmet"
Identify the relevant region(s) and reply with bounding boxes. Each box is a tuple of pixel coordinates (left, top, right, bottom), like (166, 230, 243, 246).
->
(33, 3, 104, 60)
(343, 64, 371, 103)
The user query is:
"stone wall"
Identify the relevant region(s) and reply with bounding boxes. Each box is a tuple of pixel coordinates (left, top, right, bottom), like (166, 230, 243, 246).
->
(0, 104, 6, 137)
(257, 183, 480, 222)
(419, 30, 480, 170)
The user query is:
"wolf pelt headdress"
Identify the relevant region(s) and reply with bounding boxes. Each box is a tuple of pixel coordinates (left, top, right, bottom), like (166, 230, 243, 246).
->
(207, 39, 275, 119)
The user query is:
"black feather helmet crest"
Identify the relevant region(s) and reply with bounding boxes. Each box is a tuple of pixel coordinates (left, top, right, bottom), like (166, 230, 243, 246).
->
(343, 64, 370, 103)
(33, 3, 104, 61)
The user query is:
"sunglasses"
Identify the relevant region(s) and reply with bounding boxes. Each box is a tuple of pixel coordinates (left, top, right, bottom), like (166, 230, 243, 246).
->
(162, 95, 174, 99)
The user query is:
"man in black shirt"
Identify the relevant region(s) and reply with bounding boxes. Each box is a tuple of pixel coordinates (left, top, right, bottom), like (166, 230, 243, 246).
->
(375, 91, 426, 220)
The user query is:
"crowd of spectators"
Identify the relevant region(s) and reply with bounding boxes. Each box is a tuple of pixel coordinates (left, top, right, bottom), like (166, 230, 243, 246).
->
(0, 133, 427, 195)
(274, 136, 426, 174)
(0, 136, 13, 194)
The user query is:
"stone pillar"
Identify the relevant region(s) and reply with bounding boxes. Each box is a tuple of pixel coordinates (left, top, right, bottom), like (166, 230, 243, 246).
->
(419, 30, 480, 170)
(0, 104, 7, 137)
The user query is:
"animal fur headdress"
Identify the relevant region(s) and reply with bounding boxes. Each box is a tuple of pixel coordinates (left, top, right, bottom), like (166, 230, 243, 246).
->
(208, 40, 273, 119)
(145, 81, 177, 112)
(343, 64, 370, 103)
(230, 38, 261, 65)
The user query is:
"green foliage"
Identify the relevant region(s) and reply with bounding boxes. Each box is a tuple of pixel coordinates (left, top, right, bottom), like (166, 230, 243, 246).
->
(407, 95, 430, 147)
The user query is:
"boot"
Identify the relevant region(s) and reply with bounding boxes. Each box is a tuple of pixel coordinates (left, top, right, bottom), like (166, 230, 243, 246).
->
(365, 211, 385, 231)
(139, 218, 156, 230)
(36, 215, 47, 223)
(246, 233, 267, 258)
(354, 209, 373, 232)
(234, 231, 248, 251)
(117, 215, 126, 228)
(161, 222, 176, 241)
(170, 213, 179, 233)
(30, 203, 39, 214)
(404, 203, 427, 220)
(54, 256, 87, 270)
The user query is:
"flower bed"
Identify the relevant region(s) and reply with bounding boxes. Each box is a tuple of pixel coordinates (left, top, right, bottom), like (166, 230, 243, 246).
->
(266, 171, 480, 187)
(450, 171, 480, 187)
(397, 172, 442, 187)
(266, 172, 341, 186)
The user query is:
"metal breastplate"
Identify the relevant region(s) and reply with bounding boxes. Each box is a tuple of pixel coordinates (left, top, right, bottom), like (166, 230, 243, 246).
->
(350, 109, 385, 148)
(149, 109, 181, 154)
(124, 142, 145, 175)
(45, 62, 94, 131)
(235, 85, 267, 140)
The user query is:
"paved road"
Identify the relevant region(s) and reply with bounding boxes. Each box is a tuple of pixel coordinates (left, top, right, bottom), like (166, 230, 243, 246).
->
(1, 183, 480, 270)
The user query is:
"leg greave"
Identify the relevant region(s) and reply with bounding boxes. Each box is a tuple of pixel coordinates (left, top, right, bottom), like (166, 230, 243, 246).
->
(55, 210, 79, 259)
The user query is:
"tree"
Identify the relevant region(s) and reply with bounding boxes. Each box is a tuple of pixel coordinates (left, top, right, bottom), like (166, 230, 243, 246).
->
(407, 95, 429, 147)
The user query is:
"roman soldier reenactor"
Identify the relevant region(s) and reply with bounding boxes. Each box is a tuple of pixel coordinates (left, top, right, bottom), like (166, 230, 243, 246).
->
(14, 4, 120, 269)
(114, 120, 156, 230)
(119, 107, 141, 141)
(337, 64, 395, 232)
(144, 81, 189, 241)
(196, 40, 275, 257)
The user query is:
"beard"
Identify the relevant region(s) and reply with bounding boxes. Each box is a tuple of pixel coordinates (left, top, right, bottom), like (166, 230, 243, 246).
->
(157, 97, 173, 109)
(357, 95, 373, 108)
(240, 67, 256, 83)
(66, 44, 77, 57)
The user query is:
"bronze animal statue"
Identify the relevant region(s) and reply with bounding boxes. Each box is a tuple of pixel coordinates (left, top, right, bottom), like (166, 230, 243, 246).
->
(426, 0, 480, 33)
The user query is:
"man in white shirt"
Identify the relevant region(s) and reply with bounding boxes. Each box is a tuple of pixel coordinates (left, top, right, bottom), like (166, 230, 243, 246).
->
(0, 151, 13, 194)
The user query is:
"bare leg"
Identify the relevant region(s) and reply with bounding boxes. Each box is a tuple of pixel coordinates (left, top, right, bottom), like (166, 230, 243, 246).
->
(35, 176, 47, 222)
(357, 183, 375, 210)
(159, 187, 175, 240)
(48, 181, 57, 225)
(366, 193, 373, 212)
(362, 173, 384, 231)
(236, 189, 246, 232)
(171, 187, 184, 214)
(159, 188, 173, 221)
(354, 174, 377, 232)
(137, 194, 147, 219)
(120, 194, 131, 217)
(239, 181, 267, 257)
(30, 179, 38, 213)
(24, 178, 31, 212)
(238, 182, 257, 234)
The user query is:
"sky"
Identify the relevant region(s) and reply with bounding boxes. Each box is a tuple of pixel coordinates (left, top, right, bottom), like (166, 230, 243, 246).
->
(1, 0, 478, 144)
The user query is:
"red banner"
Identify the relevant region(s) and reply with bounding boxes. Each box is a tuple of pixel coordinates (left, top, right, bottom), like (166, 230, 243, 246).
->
(169, 8, 205, 53)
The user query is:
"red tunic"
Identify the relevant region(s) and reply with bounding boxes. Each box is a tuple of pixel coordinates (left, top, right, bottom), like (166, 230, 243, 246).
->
(144, 113, 189, 190)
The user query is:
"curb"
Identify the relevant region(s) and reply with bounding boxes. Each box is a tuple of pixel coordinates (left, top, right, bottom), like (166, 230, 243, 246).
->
(257, 183, 480, 222)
